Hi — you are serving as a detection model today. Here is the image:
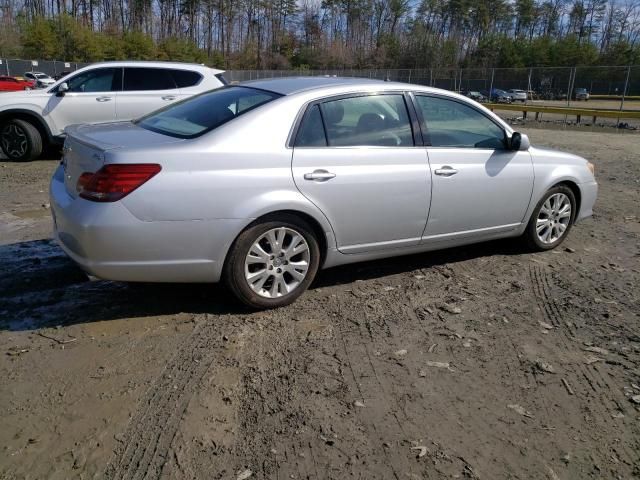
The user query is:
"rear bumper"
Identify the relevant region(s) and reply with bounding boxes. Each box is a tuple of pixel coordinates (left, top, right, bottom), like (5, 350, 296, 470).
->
(50, 165, 243, 283)
(576, 180, 598, 223)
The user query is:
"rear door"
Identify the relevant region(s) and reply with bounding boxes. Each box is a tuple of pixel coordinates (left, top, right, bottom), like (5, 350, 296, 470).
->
(413, 94, 534, 241)
(116, 67, 181, 120)
(291, 93, 431, 254)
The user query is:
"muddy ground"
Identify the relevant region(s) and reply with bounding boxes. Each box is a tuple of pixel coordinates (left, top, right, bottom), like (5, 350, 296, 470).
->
(1, 128, 639, 480)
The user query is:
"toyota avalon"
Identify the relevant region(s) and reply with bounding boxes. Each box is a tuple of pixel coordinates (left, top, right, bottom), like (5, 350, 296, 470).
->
(50, 77, 597, 309)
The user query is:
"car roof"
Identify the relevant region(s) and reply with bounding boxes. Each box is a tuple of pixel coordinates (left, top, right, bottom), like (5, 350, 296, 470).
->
(241, 76, 411, 95)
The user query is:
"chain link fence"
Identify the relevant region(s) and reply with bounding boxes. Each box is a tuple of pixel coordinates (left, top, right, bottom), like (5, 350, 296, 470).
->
(226, 66, 640, 111)
(1, 59, 90, 78)
(3, 60, 637, 106)
(1, 59, 638, 125)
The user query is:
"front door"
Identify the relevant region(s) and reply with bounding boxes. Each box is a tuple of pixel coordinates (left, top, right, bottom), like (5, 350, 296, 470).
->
(44, 67, 121, 135)
(292, 93, 431, 254)
(413, 94, 534, 240)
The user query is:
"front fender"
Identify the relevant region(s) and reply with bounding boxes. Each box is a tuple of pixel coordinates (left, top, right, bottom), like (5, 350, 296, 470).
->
(524, 168, 594, 227)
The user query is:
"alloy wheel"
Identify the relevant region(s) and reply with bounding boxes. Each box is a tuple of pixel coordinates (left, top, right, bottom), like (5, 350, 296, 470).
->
(0, 124, 28, 158)
(244, 227, 311, 298)
(536, 193, 572, 244)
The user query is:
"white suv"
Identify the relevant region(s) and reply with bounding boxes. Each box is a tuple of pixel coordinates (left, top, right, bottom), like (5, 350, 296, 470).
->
(0, 61, 227, 161)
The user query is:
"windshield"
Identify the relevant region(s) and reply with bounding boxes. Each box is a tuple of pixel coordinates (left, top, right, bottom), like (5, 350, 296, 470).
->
(137, 86, 281, 139)
(34, 73, 50, 79)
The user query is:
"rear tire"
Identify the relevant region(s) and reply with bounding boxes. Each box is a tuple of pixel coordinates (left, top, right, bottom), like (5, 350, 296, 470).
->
(0, 119, 43, 161)
(224, 215, 321, 309)
(523, 185, 576, 251)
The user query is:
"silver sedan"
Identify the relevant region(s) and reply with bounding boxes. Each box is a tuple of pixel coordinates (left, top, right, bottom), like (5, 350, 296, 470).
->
(50, 77, 597, 308)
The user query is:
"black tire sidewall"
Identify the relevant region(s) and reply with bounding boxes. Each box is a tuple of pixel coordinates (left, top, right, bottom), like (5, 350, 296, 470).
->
(225, 217, 321, 309)
(0, 119, 42, 162)
(525, 185, 576, 251)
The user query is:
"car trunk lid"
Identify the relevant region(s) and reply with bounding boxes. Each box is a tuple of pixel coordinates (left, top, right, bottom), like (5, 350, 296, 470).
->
(62, 122, 182, 198)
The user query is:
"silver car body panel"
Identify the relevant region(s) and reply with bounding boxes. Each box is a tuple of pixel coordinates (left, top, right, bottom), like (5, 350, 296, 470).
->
(50, 78, 597, 283)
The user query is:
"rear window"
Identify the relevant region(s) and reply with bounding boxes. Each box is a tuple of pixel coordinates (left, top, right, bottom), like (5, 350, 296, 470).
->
(215, 73, 228, 85)
(171, 69, 202, 88)
(137, 86, 281, 139)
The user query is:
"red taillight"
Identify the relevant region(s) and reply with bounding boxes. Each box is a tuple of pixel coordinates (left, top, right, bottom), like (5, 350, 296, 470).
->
(76, 172, 94, 193)
(77, 164, 161, 202)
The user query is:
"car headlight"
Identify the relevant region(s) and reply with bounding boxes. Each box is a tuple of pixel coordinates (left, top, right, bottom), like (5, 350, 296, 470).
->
(587, 161, 595, 177)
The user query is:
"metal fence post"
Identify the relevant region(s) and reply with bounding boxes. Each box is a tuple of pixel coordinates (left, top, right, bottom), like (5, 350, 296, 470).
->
(620, 65, 631, 112)
(429, 68, 433, 87)
(489, 68, 495, 99)
(567, 67, 576, 107)
(527, 68, 533, 103)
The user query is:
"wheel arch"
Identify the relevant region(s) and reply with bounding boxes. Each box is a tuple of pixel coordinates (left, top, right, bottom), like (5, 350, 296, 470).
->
(219, 208, 333, 283)
(549, 180, 582, 223)
(0, 109, 53, 146)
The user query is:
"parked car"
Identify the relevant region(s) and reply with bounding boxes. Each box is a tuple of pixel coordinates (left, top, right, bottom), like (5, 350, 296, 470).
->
(0, 76, 35, 92)
(487, 89, 513, 103)
(23, 71, 56, 89)
(50, 77, 598, 309)
(507, 89, 527, 102)
(574, 88, 590, 101)
(0, 61, 227, 161)
(466, 91, 486, 102)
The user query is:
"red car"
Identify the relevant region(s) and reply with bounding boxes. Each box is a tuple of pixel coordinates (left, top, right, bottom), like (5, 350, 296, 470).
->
(0, 76, 35, 91)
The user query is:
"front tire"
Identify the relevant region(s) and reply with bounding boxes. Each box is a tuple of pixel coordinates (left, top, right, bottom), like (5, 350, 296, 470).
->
(0, 119, 43, 161)
(523, 185, 576, 251)
(224, 215, 321, 309)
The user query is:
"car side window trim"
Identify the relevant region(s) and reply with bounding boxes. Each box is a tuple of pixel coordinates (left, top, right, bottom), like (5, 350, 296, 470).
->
(289, 91, 419, 148)
(411, 93, 508, 149)
(404, 92, 425, 146)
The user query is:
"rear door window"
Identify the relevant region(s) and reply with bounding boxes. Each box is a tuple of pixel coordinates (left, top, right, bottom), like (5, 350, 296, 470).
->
(123, 68, 177, 91)
(318, 94, 414, 147)
(295, 105, 327, 147)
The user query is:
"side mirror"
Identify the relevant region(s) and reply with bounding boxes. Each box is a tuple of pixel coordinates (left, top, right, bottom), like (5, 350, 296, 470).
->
(56, 82, 69, 97)
(510, 132, 530, 151)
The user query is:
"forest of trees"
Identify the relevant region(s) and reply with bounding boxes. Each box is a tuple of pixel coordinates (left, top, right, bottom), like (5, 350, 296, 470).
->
(0, 0, 639, 69)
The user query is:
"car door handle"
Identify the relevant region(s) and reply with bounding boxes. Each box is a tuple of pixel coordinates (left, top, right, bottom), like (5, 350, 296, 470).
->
(96, 96, 112, 102)
(434, 166, 458, 176)
(162, 95, 176, 101)
(304, 170, 336, 181)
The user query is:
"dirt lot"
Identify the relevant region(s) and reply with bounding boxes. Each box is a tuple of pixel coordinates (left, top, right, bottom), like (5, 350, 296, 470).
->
(1, 129, 639, 480)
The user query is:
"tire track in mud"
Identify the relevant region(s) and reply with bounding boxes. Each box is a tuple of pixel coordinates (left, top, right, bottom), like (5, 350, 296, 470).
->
(528, 264, 636, 468)
(105, 315, 226, 480)
(334, 296, 419, 480)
